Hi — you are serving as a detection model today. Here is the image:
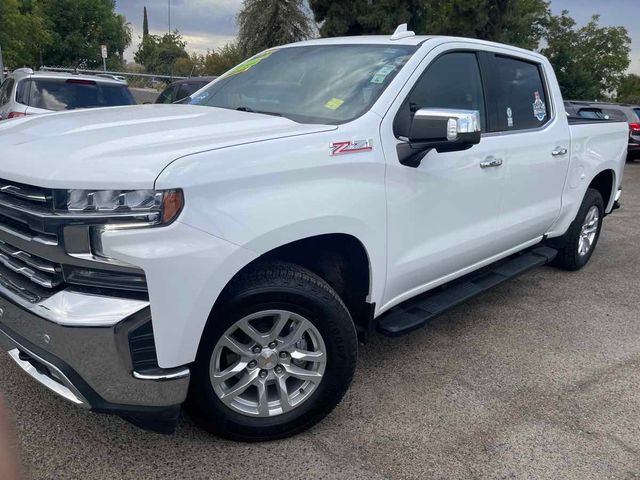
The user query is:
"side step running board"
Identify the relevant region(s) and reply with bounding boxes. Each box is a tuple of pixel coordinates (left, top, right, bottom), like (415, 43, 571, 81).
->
(377, 246, 557, 337)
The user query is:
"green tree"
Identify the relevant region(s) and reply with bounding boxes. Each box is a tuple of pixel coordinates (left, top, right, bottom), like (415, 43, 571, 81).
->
(422, 0, 550, 50)
(134, 31, 189, 75)
(542, 12, 631, 100)
(309, 0, 422, 37)
(143, 6, 149, 38)
(37, 0, 132, 68)
(237, 0, 314, 56)
(617, 74, 640, 105)
(202, 42, 246, 76)
(0, 0, 50, 68)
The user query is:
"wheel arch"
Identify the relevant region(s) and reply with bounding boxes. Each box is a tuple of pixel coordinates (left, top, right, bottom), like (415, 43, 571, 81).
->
(588, 168, 616, 212)
(209, 233, 377, 344)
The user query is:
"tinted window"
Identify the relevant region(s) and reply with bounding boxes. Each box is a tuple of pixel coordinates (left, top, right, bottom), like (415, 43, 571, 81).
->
(0, 79, 14, 106)
(24, 79, 136, 111)
(394, 52, 486, 136)
(156, 85, 176, 104)
(175, 82, 207, 102)
(190, 45, 417, 125)
(600, 108, 628, 122)
(493, 56, 549, 131)
(634, 108, 640, 120)
(577, 108, 606, 120)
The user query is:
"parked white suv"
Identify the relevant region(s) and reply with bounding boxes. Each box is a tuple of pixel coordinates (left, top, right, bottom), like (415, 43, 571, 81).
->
(0, 28, 628, 441)
(0, 69, 136, 120)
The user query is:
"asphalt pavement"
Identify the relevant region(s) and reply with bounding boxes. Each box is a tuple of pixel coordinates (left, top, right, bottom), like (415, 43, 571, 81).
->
(1, 162, 639, 479)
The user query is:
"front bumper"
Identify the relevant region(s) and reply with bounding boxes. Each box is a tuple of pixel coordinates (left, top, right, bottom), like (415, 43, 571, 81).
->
(0, 285, 190, 432)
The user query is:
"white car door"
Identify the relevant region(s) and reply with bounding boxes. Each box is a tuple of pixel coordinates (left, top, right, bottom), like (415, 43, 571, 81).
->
(380, 48, 508, 310)
(482, 54, 569, 249)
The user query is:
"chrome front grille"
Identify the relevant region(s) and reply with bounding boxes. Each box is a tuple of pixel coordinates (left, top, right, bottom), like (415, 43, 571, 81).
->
(0, 178, 147, 300)
(0, 179, 53, 207)
(0, 240, 63, 288)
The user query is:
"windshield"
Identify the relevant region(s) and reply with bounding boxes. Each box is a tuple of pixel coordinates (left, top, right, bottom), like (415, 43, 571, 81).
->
(20, 78, 136, 111)
(189, 44, 417, 124)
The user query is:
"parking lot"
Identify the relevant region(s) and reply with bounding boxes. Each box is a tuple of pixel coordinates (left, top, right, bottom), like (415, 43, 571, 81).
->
(0, 161, 638, 479)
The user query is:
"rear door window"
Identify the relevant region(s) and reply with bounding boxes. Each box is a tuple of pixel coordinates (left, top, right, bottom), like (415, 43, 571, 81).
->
(22, 79, 136, 111)
(489, 55, 550, 131)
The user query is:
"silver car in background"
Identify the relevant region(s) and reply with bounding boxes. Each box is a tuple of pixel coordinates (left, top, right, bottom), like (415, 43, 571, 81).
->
(0, 68, 136, 120)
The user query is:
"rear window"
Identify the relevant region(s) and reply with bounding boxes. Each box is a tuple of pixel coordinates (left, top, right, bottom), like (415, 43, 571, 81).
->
(21, 79, 136, 111)
(633, 108, 640, 121)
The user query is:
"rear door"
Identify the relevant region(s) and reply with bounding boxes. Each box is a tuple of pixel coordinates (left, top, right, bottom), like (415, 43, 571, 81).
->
(483, 54, 570, 249)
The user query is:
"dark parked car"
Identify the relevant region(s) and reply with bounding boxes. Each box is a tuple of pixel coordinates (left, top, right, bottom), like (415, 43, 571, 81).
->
(565, 101, 640, 159)
(155, 77, 217, 104)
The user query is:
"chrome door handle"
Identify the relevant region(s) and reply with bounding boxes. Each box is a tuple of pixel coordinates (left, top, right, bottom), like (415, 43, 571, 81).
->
(552, 147, 568, 157)
(480, 157, 503, 168)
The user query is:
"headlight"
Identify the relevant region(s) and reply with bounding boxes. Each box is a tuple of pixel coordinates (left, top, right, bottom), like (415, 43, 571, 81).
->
(62, 189, 184, 225)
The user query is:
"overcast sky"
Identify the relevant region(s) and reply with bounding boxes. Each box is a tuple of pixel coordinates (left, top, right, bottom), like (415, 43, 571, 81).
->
(115, 0, 640, 74)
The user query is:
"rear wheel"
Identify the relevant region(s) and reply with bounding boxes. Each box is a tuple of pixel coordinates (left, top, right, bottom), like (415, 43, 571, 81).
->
(187, 262, 358, 441)
(551, 188, 604, 271)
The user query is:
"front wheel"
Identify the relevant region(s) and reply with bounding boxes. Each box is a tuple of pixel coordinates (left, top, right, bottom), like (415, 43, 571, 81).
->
(551, 188, 604, 271)
(187, 262, 358, 441)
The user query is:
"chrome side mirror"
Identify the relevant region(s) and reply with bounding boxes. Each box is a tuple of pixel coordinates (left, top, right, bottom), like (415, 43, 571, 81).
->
(399, 108, 482, 168)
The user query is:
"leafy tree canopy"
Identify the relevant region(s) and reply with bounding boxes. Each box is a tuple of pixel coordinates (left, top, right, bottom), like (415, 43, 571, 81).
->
(202, 42, 246, 76)
(309, 0, 422, 37)
(237, 0, 314, 56)
(422, 0, 550, 50)
(541, 11, 631, 100)
(616, 74, 640, 105)
(0, 0, 50, 68)
(37, 0, 131, 68)
(134, 31, 189, 76)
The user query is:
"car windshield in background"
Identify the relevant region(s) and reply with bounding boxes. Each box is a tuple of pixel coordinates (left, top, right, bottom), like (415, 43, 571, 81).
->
(189, 44, 417, 124)
(18, 79, 136, 111)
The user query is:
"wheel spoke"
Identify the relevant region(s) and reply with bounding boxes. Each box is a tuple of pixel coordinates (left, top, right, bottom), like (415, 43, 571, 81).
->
(256, 378, 269, 416)
(284, 364, 322, 383)
(238, 318, 269, 345)
(268, 311, 291, 343)
(290, 349, 326, 364)
(275, 374, 293, 413)
(220, 369, 259, 401)
(219, 334, 252, 356)
(280, 318, 311, 349)
(211, 360, 248, 386)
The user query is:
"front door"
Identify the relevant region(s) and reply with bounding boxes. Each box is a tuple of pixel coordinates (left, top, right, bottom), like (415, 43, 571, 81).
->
(381, 49, 507, 309)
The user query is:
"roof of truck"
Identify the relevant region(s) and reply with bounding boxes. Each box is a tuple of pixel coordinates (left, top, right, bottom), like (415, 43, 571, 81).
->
(282, 31, 546, 62)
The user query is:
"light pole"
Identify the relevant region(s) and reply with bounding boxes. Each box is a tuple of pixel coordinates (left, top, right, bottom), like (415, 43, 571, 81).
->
(168, 0, 171, 34)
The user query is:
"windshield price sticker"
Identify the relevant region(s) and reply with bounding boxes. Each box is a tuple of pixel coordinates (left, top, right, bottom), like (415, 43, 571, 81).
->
(325, 98, 345, 110)
(225, 51, 275, 77)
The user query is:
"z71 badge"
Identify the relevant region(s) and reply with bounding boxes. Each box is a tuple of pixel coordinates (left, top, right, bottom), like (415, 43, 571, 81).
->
(330, 139, 373, 156)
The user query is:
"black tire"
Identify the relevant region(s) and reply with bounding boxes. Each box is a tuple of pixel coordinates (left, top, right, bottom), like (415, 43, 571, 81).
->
(186, 261, 358, 442)
(551, 188, 604, 271)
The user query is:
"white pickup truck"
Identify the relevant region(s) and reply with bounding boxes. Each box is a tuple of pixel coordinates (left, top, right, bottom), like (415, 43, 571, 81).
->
(0, 27, 627, 441)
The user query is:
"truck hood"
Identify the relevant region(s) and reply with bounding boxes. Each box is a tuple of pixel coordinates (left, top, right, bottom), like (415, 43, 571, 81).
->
(0, 104, 336, 189)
